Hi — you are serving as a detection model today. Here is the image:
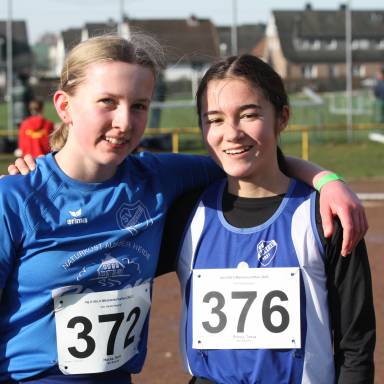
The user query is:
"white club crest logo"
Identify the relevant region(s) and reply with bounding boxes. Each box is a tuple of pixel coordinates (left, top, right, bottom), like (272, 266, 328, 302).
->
(116, 201, 152, 234)
(257, 240, 278, 266)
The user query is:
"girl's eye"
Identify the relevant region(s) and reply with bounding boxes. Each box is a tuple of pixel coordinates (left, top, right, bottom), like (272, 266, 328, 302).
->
(132, 103, 148, 111)
(100, 98, 115, 107)
(240, 112, 259, 120)
(205, 118, 223, 125)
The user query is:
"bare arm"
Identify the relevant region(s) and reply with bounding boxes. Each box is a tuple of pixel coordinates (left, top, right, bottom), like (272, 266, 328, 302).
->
(285, 156, 368, 256)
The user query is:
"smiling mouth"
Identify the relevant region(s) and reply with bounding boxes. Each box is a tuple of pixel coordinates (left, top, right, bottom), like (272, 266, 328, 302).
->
(104, 136, 129, 145)
(223, 146, 252, 155)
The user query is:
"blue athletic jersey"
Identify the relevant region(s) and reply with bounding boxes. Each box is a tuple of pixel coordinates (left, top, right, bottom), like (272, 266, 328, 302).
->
(0, 151, 222, 382)
(177, 179, 335, 384)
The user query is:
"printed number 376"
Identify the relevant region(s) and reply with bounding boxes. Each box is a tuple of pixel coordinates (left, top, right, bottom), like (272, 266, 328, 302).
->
(202, 290, 289, 334)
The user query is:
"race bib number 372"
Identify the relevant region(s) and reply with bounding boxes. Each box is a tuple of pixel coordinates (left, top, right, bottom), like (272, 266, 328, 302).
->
(54, 283, 150, 374)
(192, 268, 301, 350)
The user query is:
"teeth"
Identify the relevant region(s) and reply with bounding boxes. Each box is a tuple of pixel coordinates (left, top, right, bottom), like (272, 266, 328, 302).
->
(224, 146, 251, 155)
(105, 137, 128, 145)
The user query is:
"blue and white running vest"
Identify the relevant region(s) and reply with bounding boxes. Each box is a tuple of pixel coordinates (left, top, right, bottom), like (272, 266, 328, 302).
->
(177, 179, 335, 384)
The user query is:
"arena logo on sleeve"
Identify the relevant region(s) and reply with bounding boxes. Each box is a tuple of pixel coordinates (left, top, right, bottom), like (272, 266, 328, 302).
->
(257, 240, 278, 266)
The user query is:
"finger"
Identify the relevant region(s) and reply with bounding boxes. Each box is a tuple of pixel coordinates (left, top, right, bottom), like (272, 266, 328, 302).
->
(24, 154, 36, 171)
(320, 204, 334, 239)
(341, 230, 353, 257)
(340, 207, 356, 257)
(14, 158, 32, 175)
(7, 164, 21, 175)
(347, 206, 369, 255)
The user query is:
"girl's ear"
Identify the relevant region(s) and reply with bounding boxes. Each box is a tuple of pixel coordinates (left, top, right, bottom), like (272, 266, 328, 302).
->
(276, 105, 290, 134)
(53, 90, 71, 124)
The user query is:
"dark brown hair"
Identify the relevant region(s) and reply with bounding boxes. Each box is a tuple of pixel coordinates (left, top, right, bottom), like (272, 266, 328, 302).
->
(196, 54, 289, 173)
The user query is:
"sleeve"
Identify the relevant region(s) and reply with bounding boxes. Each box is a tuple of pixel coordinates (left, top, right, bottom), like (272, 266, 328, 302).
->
(0, 187, 21, 289)
(140, 152, 224, 203)
(318, 197, 376, 383)
(156, 188, 203, 277)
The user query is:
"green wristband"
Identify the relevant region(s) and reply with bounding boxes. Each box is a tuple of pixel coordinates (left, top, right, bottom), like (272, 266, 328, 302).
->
(315, 173, 344, 192)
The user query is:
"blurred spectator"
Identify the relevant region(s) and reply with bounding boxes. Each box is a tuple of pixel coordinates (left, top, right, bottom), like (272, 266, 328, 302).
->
(17, 99, 54, 157)
(374, 67, 384, 123)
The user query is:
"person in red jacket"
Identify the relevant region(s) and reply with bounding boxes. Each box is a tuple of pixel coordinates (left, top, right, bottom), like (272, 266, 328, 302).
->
(18, 99, 54, 157)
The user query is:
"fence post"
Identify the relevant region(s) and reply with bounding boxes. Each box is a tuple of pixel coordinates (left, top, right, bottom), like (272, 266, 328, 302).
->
(302, 128, 309, 160)
(172, 131, 179, 153)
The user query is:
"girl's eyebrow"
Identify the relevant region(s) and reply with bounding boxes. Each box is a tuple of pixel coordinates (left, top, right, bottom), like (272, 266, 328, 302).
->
(203, 110, 221, 118)
(238, 103, 262, 112)
(203, 103, 262, 117)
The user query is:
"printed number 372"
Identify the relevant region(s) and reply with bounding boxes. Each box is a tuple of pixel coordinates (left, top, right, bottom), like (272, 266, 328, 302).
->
(67, 307, 141, 358)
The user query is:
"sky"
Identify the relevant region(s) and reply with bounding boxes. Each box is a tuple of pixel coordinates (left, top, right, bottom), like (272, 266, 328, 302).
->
(1, 0, 384, 43)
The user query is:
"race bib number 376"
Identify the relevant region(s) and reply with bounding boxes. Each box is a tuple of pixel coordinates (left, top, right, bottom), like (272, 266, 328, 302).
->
(54, 283, 150, 374)
(192, 268, 300, 350)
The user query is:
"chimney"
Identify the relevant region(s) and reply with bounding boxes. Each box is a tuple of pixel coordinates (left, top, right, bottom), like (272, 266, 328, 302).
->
(187, 14, 199, 27)
(305, 3, 312, 11)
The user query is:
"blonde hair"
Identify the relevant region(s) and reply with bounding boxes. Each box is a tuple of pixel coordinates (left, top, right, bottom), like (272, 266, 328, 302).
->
(50, 33, 165, 151)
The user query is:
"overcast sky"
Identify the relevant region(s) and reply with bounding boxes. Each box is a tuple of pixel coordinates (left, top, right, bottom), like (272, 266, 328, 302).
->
(1, 0, 384, 43)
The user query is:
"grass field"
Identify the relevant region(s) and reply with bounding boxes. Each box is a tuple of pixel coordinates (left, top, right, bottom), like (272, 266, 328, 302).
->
(1, 133, 383, 180)
(0, 89, 382, 130)
(1, 89, 383, 180)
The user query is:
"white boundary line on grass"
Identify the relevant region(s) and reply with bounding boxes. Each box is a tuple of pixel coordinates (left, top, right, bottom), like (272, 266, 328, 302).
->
(357, 193, 384, 201)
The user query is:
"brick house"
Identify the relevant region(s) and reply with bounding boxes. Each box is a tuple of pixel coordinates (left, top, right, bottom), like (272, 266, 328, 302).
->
(54, 16, 220, 84)
(217, 23, 266, 57)
(264, 5, 384, 91)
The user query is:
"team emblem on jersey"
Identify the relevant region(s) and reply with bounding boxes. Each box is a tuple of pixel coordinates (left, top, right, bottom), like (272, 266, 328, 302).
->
(116, 201, 152, 234)
(257, 240, 278, 266)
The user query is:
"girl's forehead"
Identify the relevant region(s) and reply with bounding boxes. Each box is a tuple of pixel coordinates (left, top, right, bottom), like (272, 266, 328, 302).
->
(205, 78, 264, 104)
(79, 61, 155, 95)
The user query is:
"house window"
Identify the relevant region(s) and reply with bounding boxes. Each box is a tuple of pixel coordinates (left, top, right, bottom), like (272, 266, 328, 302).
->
(298, 39, 310, 50)
(326, 39, 337, 50)
(352, 64, 366, 77)
(352, 39, 370, 50)
(302, 65, 317, 79)
(329, 65, 339, 78)
(297, 39, 321, 50)
(219, 43, 228, 56)
(359, 40, 369, 49)
(312, 40, 321, 50)
(377, 40, 384, 49)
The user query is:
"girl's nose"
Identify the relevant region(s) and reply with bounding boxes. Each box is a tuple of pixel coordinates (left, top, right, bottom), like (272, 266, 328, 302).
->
(112, 106, 131, 132)
(225, 121, 243, 141)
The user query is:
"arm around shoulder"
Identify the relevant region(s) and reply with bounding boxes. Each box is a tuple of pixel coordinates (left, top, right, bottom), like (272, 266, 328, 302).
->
(325, 223, 375, 383)
(285, 156, 368, 256)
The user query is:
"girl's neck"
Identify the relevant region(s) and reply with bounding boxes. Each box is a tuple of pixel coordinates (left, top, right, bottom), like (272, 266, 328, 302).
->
(54, 148, 118, 183)
(227, 169, 290, 198)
